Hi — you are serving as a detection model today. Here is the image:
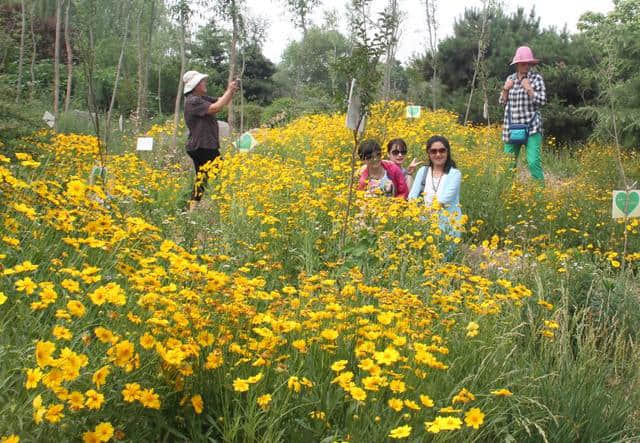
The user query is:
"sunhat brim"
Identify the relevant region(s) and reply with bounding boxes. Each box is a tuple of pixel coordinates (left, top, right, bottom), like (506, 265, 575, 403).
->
(183, 73, 209, 94)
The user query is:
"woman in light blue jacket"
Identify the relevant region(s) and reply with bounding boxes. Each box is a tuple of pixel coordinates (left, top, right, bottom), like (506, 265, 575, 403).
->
(408, 135, 463, 238)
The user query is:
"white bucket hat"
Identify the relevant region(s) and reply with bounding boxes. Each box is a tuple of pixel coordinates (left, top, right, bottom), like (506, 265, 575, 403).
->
(183, 70, 208, 94)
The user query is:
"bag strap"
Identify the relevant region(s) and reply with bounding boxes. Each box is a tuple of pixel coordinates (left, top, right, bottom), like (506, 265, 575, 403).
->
(417, 167, 428, 197)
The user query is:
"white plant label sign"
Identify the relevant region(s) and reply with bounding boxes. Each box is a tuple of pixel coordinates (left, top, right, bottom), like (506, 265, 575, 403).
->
(43, 111, 55, 128)
(136, 137, 154, 151)
(612, 190, 640, 218)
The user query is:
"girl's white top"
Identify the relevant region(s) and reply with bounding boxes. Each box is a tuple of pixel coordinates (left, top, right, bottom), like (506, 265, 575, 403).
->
(424, 168, 447, 206)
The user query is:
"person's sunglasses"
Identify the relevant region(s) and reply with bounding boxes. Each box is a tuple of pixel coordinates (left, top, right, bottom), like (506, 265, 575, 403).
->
(429, 148, 447, 155)
(390, 149, 407, 156)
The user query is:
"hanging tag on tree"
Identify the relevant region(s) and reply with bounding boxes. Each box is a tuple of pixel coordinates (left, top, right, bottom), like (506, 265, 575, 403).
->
(346, 79, 366, 134)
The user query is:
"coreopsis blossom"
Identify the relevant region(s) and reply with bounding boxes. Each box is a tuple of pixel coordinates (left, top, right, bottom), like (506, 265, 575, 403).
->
(388, 425, 411, 439)
(233, 378, 250, 392)
(25, 368, 43, 389)
(122, 383, 141, 402)
(491, 388, 513, 397)
(85, 390, 105, 410)
(465, 408, 485, 429)
(257, 394, 272, 410)
(191, 395, 204, 414)
(138, 388, 161, 409)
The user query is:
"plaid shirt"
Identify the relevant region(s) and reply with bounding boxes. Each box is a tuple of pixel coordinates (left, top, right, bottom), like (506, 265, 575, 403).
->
(500, 71, 547, 143)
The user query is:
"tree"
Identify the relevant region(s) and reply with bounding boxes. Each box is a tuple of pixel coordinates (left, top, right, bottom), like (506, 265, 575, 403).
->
(276, 26, 350, 100)
(217, 0, 244, 131)
(423, 0, 438, 109)
(464, 0, 494, 124)
(63, 0, 72, 112)
(282, 0, 321, 36)
(16, 0, 26, 103)
(335, 0, 399, 248)
(171, 0, 189, 150)
(53, 0, 62, 121)
(105, 5, 131, 149)
(381, 0, 402, 101)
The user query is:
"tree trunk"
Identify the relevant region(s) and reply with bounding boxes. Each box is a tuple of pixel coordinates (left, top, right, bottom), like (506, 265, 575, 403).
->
(105, 9, 131, 148)
(16, 0, 26, 103)
(424, 0, 438, 110)
(382, 0, 399, 101)
(53, 0, 62, 122)
(144, 0, 156, 118)
(171, 11, 186, 150)
(157, 61, 162, 115)
(63, 0, 72, 112)
(227, 0, 238, 132)
(29, 0, 37, 100)
(135, 4, 145, 127)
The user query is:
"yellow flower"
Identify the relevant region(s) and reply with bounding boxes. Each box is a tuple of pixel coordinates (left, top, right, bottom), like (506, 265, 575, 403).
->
(44, 403, 65, 423)
(67, 300, 86, 317)
(122, 383, 141, 402)
(464, 408, 485, 429)
(331, 360, 348, 372)
(92, 366, 110, 389)
(420, 394, 434, 408)
(15, 277, 37, 295)
(35, 341, 56, 368)
(0, 292, 7, 305)
(140, 333, 155, 349)
(233, 378, 250, 392)
(25, 368, 43, 389)
(389, 379, 406, 393)
(52, 325, 73, 341)
(491, 388, 513, 397)
(374, 346, 400, 366)
(205, 350, 224, 369)
(452, 388, 475, 404)
(67, 391, 85, 410)
(94, 422, 114, 442)
(191, 395, 204, 414)
(139, 388, 161, 409)
(1, 436, 20, 443)
(82, 432, 100, 443)
(466, 321, 479, 337)
(388, 425, 411, 439)
(257, 393, 272, 410)
(320, 328, 339, 341)
(349, 386, 367, 401)
(85, 389, 105, 410)
(388, 398, 403, 412)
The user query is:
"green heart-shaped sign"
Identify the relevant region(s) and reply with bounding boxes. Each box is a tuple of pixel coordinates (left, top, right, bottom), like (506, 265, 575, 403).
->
(237, 133, 255, 150)
(615, 191, 640, 216)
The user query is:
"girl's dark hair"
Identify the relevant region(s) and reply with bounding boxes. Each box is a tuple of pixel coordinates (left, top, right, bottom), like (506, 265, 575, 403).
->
(387, 138, 407, 153)
(426, 135, 457, 173)
(358, 139, 382, 161)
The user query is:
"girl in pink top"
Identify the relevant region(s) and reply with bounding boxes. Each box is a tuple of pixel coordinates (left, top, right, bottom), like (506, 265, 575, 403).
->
(357, 140, 408, 199)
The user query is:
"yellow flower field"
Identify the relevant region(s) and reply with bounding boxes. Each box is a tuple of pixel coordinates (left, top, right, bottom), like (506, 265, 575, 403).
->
(1, 102, 639, 442)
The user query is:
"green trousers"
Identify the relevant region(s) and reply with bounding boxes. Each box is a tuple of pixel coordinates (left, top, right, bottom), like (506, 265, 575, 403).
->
(504, 132, 544, 181)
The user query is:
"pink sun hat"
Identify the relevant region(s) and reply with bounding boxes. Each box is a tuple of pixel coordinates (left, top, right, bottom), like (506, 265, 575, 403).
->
(510, 46, 540, 65)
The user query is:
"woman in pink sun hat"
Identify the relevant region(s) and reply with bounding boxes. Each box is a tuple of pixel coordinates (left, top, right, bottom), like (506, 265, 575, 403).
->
(499, 46, 547, 181)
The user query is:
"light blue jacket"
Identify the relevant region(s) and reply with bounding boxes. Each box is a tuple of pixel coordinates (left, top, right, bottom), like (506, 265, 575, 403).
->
(408, 166, 463, 236)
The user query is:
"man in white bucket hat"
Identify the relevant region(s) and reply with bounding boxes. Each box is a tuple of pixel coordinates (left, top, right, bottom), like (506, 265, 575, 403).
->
(182, 70, 239, 209)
